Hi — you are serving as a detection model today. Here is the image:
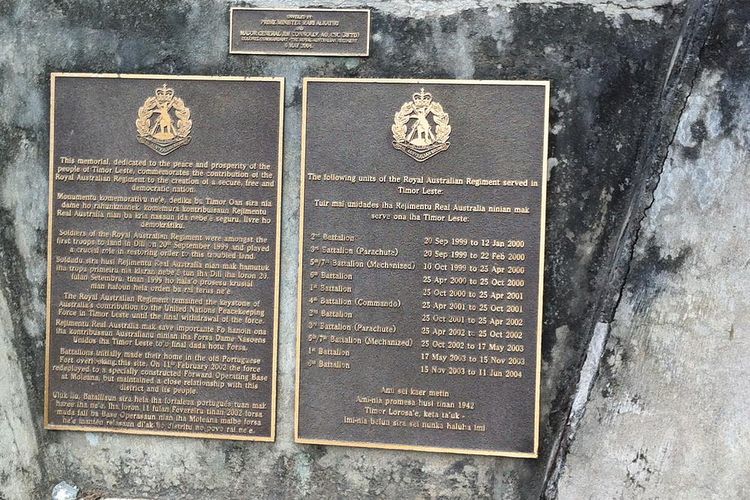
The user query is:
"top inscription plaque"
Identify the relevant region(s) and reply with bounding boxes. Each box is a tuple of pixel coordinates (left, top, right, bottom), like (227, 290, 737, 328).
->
(295, 78, 549, 457)
(229, 8, 371, 57)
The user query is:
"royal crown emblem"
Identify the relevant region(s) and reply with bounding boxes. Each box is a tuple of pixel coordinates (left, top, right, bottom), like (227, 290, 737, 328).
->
(391, 88, 451, 162)
(136, 84, 192, 155)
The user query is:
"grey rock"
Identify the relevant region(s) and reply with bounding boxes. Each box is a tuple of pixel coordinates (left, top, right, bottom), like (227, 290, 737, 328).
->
(51, 481, 79, 500)
(0, 0, 746, 498)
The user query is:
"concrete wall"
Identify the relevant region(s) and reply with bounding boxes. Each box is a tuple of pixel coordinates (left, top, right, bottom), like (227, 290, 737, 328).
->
(0, 0, 746, 498)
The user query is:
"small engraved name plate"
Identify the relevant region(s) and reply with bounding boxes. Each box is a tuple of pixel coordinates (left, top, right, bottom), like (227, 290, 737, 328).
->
(45, 73, 284, 441)
(295, 78, 550, 457)
(230, 8, 370, 57)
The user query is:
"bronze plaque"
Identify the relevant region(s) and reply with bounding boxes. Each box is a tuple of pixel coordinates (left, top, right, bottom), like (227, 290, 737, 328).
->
(295, 78, 549, 457)
(229, 8, 370, 57)
(45, 73, 284, 441)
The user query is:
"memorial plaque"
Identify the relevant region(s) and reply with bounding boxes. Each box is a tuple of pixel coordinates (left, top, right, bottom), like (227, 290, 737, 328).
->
(295, 78, 549, 456)
(229, 8, 370, 57)
(45, 74, 284, 441)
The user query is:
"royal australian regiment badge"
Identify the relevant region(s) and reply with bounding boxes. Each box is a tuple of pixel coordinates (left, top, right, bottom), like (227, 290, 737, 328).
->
(392, 88, 451, 162)
(136, 84, 192, 155)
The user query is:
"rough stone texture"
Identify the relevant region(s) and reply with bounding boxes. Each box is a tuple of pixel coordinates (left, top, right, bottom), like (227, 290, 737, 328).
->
(0, 0, 744, 498)
(557, 3, 750, 498)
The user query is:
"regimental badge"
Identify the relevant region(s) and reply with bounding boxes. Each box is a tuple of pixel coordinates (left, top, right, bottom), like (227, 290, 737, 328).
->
(136, 84, 192, 155)
(391, 88, 451, 162)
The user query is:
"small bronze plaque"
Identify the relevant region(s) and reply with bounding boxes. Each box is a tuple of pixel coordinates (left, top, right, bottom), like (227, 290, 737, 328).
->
(296, 78, 549, 457)
(229, 8, 370, 57)
(45, 73, 284, 441)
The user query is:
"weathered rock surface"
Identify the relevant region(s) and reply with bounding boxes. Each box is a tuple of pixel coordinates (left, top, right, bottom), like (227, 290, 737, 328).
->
(557, 3, 750, 497)
(0, 0, 744, 498)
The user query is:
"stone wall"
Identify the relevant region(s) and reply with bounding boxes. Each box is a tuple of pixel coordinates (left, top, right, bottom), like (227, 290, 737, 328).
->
(0, 0, 746, 498)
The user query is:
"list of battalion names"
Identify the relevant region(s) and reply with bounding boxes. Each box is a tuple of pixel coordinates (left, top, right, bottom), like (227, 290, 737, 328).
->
(46, 75, 282, 440)
(301, 176, 535, 442)
(296, 79, 547, 456)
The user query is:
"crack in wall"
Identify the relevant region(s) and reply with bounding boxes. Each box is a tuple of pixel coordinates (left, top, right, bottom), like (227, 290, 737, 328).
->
(605, 0, 721, 322)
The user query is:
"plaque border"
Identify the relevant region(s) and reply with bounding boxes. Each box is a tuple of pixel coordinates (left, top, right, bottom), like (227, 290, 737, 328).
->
(44, 72, 285, 442)
(294, 77, 550, 457)
(229, 7, 371, 57)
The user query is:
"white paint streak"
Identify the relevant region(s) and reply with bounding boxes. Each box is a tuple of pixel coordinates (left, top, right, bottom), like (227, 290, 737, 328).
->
(569, 322, 609, 420)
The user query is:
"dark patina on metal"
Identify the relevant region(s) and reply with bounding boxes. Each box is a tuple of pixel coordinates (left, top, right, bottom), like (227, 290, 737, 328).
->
(230, 8, 370, 57)
(296, 78, 549, 457)
(45, 73, 284, 441)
